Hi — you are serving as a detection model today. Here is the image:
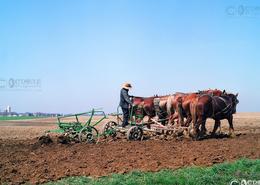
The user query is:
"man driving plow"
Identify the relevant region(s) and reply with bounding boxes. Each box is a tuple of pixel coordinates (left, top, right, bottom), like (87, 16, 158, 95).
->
(119, 83, 134, 128)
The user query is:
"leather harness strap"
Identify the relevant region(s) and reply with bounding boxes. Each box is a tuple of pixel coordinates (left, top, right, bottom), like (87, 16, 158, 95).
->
(212, 96, 232, 118)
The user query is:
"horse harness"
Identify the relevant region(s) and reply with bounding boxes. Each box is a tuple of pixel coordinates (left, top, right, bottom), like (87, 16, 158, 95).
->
(211, 96, 233, 118)
(153, 97, 168, 118)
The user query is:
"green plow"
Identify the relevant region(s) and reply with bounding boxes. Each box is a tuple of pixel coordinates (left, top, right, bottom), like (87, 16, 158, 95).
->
(43, 109, 107, 144)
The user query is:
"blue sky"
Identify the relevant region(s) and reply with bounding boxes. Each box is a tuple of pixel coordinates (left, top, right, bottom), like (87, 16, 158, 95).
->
(0, 0, 260, 113)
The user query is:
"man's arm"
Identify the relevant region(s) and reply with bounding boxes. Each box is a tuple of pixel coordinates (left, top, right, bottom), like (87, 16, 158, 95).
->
(122, 90, 132, 105)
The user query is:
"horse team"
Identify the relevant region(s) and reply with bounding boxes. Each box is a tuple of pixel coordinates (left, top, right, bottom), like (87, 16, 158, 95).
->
(131, 89, 239, 138)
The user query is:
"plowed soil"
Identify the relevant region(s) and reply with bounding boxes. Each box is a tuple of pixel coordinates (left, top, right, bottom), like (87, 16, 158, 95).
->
(0, 113, 260, 184)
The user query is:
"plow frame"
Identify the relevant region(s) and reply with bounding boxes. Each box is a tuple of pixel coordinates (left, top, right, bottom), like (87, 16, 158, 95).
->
(103, 106, 190, 141)
(46, 109, 107, 143)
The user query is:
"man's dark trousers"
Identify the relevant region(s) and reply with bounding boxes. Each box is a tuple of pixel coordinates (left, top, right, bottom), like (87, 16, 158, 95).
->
(122, 107, 130, 127)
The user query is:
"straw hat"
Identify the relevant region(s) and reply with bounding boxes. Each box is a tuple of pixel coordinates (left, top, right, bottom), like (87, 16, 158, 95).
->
(122, 82, 132, 90)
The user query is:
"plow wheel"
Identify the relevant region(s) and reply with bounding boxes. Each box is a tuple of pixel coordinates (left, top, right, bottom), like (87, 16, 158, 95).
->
(79, 126, 99, 144)
(127, 126, 143, 141)
(102, 121, 117, 138)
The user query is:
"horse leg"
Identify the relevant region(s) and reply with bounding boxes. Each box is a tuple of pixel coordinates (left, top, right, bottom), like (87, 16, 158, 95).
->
(147, 117, 152, 129)
(185, 115, 192, 127)
(228, 115, 235, 137)
(218, 123, 222, 134)
(168, 115, 175, 125)
(211, 120, 220, 136)
(200, 117, 207, 137)
(189, 101, 198, 138)
(190, 120, 197, 138)
(177, 103, 184, 127)
(191, 115, 204, 139)
(194, 117, 201, 139)
(170, 112, 179, 125)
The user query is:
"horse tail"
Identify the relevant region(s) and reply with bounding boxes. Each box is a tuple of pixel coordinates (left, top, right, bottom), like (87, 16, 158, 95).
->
(177, 97, 184, 125)
(210, 96, 215, 118)
(190, 99, 197, 129)
(166, 96, 173, 115)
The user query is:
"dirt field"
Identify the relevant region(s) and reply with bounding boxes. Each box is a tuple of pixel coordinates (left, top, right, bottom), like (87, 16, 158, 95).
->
(0, 113, 260, 184)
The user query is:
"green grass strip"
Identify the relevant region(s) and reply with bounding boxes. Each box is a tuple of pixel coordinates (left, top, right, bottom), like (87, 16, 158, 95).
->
(44, 158, 260, 185)
(0, 116, 49, 121)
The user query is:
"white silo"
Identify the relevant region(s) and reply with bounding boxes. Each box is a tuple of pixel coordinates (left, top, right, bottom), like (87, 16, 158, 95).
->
(7, 106, 11, 113)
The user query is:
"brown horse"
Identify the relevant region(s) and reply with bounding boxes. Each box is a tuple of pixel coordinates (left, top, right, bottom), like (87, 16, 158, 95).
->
(162, 92, 186, 125)
(190, 92, 239, 138)
(131, 96, 157, 125)
(131, 95, 176, 126)
(146, 93, 187, 125)
(171, 89, 224, 127)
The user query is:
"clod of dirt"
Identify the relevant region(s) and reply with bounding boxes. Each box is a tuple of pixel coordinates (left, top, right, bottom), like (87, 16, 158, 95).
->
(57, 135, 70, 144)
(38, 135, 53, 145)
(11, 169, 17, 173)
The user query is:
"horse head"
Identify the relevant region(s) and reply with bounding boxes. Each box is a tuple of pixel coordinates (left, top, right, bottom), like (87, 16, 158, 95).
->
(131, 96, 156, 123)
(131, 96, 144, 106)
(225, 93, 239, 114)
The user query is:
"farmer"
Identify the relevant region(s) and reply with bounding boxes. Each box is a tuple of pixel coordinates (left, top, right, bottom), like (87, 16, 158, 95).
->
(119, 83, 133, 127)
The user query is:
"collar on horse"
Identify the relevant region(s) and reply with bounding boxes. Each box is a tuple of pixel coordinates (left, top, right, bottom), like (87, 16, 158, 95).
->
(153, 97, 169, 117)
(211, 96, 233, 118)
